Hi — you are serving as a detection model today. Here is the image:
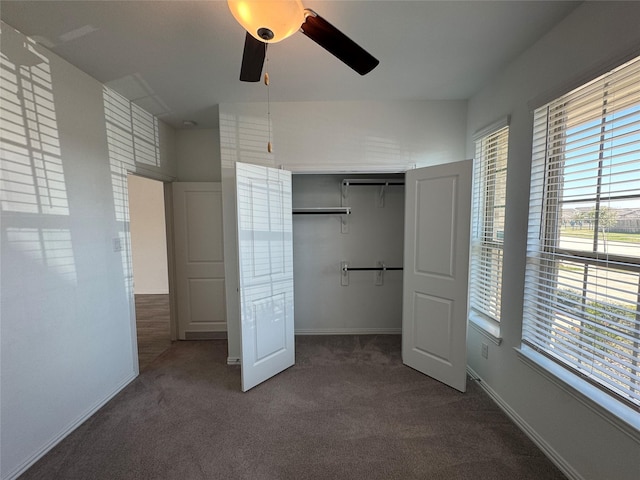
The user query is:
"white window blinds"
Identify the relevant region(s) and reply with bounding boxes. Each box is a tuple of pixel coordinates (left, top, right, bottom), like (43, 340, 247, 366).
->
(470, 125, 509, 326)
(523, 55, 640, 411)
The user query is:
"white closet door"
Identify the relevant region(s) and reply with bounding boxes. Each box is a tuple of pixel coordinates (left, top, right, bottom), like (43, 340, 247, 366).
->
(236, 163, 295, 392)
(402, 160, 472, 392)
(173, 182, 226, 339)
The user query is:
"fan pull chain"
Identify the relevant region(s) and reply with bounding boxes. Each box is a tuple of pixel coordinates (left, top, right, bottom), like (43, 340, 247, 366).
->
(265, 47, 272, 153)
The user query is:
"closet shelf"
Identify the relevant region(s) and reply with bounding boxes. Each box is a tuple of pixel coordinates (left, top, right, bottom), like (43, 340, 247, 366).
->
(292, 207, 351, 215)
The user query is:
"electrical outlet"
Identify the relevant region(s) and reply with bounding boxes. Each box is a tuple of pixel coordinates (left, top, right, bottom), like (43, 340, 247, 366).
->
(481, 343, 489, 359)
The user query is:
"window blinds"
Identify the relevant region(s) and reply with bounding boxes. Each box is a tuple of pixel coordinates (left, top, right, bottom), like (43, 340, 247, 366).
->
(523, 56, 640, 410)
(470, 125, 509, 324)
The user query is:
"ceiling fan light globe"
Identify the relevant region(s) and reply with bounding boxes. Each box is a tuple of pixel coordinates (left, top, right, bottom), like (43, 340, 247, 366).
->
(228, 0, 305, 44)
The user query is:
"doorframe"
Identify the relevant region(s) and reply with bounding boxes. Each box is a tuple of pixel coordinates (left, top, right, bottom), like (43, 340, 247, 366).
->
(124, 170, 178, 375)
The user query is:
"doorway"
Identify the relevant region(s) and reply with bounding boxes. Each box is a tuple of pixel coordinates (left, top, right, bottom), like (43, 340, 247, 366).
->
(233, 161, 472, 392)
(127, 174, 172, 371)
(291, 173, 405, 335)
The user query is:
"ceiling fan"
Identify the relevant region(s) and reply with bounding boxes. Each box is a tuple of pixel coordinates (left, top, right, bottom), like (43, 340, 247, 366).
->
(228, 0, 379, 82)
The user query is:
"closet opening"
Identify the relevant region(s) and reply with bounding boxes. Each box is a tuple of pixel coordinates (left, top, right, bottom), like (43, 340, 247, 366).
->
(127, 174, 172, 371)
(291, 173, 405, 335)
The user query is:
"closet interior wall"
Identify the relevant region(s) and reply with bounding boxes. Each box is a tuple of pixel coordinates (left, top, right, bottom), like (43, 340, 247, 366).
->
(292, 174, 405, 334)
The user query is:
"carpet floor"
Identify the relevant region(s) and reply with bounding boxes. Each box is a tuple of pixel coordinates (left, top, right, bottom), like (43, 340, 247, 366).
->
(19, 335, 566, 480)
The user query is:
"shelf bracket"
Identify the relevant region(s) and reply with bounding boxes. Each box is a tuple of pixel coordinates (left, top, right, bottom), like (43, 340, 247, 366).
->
(341, 181, 349, 202)
(341, 261, 349, 286)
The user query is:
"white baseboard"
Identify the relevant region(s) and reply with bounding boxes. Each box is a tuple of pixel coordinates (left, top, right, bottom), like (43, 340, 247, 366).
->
(4, 372, 138, 480)
(294, 328, 402, 335)
(227, 357, 241, 365)
(466, 366, 583, 480)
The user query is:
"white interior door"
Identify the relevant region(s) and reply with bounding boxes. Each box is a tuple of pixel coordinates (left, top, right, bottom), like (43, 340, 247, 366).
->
(236, 162, 295, 392)
(173, 182, 226, 339)
(402, 160, 472, 392)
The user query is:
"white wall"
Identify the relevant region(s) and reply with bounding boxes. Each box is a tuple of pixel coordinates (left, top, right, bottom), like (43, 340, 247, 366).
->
(0, 23, 177, 480)
(128, 175, 169, 294)
(220, 100, 467, 360)
(465, 3, 640, 480)
(176, 128, 221, 182)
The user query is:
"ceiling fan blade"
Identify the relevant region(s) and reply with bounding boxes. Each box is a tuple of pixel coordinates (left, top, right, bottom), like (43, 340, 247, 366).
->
(240, 32, 267, 82)
(300, 10, 379, 76)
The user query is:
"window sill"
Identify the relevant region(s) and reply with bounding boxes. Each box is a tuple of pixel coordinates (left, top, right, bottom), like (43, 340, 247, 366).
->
(516, 345, 640, 442)
(468, 311, 502, 345)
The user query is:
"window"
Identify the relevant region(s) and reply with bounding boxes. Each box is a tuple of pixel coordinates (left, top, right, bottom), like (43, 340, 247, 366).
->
(469, 121, 509, 340)
(523, 56, 640, 414)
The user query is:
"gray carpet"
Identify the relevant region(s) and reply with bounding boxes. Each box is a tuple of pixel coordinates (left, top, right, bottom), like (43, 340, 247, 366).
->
(20, 335, 566, 479)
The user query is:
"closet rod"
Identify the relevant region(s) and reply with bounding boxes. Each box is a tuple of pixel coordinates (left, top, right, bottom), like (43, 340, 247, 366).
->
(342, 266, 403, 272)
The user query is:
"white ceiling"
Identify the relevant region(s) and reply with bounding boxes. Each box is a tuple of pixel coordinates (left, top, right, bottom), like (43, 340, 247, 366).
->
(0, 1, 581, 128)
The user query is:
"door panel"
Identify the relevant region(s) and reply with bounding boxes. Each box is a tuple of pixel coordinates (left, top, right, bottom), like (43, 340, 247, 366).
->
(402, 160, 472, 392)
(236, 162, 294, 392)
(173, 182, 226, 339)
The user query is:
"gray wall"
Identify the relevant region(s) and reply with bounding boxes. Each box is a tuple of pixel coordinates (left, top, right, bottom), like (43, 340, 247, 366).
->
(0, 23, 177, 480)
(465, 3, 640, 479)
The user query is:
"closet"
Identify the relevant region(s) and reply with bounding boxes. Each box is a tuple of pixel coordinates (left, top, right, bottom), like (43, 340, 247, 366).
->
(232, 160, 472, 392)
(291, 174, 405, 334)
